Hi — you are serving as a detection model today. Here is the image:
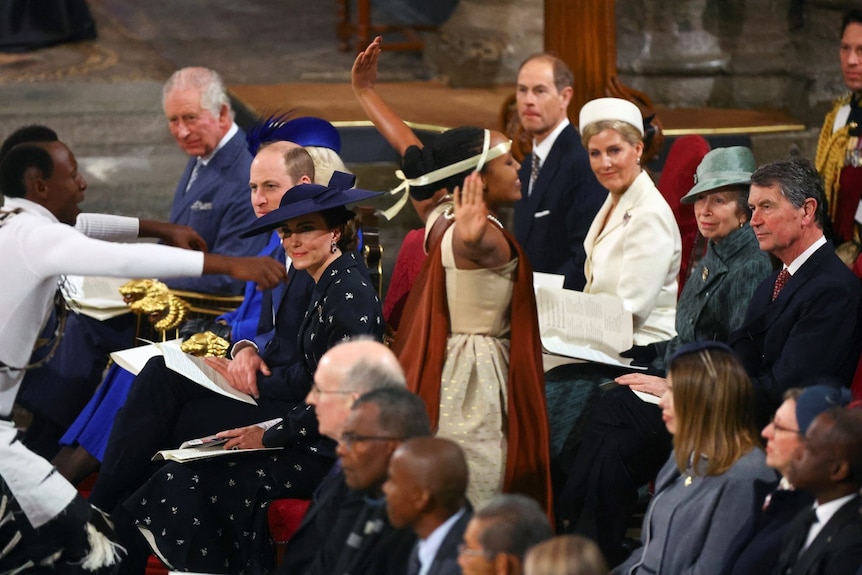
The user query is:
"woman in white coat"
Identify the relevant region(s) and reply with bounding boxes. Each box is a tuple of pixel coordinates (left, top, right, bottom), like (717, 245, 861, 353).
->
(544, 99, 681, 499)
(580, 97, 681, 344)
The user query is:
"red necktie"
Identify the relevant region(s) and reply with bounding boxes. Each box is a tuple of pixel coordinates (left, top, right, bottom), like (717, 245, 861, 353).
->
(772, 268, 791, 301)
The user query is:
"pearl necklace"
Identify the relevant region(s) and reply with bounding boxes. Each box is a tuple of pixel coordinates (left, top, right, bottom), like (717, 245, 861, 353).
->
(443, 204, 504, 229)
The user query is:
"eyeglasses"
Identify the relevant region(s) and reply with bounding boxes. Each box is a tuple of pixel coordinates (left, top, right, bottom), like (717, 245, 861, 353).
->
(457, 544, 496, 559)
(339, 432, 401, 450)
(768, 418, 800, 435)
(310, 382, 354, 396)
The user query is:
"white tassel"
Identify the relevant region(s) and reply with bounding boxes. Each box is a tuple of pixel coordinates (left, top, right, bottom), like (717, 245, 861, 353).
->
(80, 522, 126, 571)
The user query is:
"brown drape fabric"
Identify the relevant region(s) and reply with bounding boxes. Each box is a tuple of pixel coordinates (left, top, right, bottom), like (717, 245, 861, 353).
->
(393, 225, 553, 517)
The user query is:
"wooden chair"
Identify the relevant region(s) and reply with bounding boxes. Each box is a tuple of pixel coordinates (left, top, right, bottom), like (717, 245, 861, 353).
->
(335, 0, 430, 52)
(357, 205, 384, 299)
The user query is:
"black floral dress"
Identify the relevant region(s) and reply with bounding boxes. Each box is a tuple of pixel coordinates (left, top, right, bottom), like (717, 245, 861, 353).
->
(124, 252, 385, 574)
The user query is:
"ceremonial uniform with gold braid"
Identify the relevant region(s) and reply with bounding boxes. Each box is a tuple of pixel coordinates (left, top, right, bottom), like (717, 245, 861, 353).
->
(816, 94, 862, 246)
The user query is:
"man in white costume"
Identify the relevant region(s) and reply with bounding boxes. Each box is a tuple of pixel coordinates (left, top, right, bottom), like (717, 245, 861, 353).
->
(0, 141, 284, 572)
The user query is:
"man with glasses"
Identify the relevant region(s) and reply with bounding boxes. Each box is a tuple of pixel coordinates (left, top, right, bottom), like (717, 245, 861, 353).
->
(730, 384, 851, 574)
(457, 494, 552, 575)
(277, 339, 409, 574)
(113, 339, 406, 573)
(776, 406, 862, 574)
(303, 386, 431, 575)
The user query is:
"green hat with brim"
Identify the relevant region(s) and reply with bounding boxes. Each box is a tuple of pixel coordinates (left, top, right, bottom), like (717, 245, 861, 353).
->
(680, 146, 756, 204)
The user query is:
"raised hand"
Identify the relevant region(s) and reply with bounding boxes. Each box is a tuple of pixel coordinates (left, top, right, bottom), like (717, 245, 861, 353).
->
(453, 171, 491, 247)
(352, 36, 382, 94)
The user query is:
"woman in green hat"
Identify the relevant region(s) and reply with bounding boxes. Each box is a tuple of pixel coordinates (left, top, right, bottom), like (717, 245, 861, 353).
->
(557, 146, 774, 565)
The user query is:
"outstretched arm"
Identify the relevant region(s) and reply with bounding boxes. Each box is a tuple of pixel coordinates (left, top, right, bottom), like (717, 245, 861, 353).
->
(202, 254, 286, 290)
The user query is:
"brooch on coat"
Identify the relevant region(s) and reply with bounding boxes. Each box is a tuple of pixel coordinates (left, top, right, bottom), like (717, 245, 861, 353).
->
(701, 267, 709, 282)
(622, 210, 632, 226)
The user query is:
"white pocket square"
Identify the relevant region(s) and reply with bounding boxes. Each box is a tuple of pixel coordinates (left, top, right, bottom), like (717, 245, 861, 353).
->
(534, 210, 551, 219)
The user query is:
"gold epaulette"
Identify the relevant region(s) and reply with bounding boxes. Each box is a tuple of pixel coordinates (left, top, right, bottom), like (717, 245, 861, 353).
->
(815, 94, 854, 222)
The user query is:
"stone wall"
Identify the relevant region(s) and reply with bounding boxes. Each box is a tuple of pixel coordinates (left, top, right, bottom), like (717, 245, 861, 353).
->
(617, 0, 856, 124)
(425, 0, 857, 124)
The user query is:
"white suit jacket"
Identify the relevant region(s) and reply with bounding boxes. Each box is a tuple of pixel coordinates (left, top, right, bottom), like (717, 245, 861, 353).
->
(584, 170, 681, 345)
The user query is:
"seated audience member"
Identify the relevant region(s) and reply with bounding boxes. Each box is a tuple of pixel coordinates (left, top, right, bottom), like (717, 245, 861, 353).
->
(273, 341, 407, 575)
(115, 339, 405, 574)
(87, 174, 384, 517)
(457, 494, 553, 575)
(556, 146, 772, 561)
(303, 386, 432, 575)
(728, 157, 861, 426)
(383, 437, 472, 575)
(353, 37, 551, 512)
(731, 384, 852, 574)
(0, 141, 282, 574)
(613, 342, 777, 575)
(54, 142, 318, 485)
(513, 53, 605, 291)
(524, 535, 608, 575)
(775, 407, 862, 575)
(578, 97, 681, 345)
(543, 96, 679, 514)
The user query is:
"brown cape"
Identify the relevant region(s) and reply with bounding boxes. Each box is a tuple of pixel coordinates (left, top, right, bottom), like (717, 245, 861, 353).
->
(392, 223, 553, 517)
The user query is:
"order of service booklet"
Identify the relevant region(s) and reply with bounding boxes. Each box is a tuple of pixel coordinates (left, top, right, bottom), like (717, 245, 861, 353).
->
(152, 434, 281, 463)
(535, 284, 645, 370)
(111, 339, 257, 405)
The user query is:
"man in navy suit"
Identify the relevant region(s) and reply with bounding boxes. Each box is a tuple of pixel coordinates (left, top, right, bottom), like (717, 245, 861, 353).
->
(729, 157, 861, 427)
(384, 437, 472, 575)
(161, 66, 265, 295)
(513, 54, 605, 290)
(775, 407, 862, 575)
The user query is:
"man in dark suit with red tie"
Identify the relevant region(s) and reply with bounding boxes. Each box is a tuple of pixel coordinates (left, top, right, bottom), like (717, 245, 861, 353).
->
(775, 407, 862, 575)
(729, 157, 861, 427)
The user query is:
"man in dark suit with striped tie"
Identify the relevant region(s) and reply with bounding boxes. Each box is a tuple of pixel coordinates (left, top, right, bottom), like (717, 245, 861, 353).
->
(513, 53, 604, 291)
